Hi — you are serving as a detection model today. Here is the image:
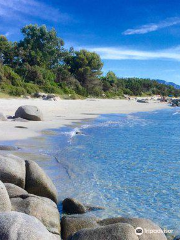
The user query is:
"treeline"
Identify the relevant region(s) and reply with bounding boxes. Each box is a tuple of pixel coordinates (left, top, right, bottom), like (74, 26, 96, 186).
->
(0, 24, 180, 98)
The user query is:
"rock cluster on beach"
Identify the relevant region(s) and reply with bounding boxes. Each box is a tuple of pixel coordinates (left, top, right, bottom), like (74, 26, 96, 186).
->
(0, 105, 43, 123)
(0, 153, 169, 239)
(0, 153, 60, 240)
(33, 92, 60, 101)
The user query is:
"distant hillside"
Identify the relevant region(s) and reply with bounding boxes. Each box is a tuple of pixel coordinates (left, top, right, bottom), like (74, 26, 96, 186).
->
(156, 79, 180, 89)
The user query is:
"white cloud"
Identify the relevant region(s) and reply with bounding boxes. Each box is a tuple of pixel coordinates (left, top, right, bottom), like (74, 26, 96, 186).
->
(81, 46, 180, 61)
(123, 17, 180, 35)
(0, 0, 71, 23)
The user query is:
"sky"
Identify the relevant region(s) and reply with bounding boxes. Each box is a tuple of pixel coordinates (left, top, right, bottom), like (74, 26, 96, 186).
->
(1, 0, 180, 83)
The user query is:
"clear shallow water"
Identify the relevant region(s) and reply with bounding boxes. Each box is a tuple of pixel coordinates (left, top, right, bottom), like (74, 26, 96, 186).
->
(14, 108, 180, 234)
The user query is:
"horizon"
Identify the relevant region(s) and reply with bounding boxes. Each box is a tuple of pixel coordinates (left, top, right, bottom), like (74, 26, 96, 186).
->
(1, 0, 180, 84)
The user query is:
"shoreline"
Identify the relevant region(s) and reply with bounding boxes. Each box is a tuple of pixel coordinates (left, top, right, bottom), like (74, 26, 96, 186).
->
(0, 98, 170, 142)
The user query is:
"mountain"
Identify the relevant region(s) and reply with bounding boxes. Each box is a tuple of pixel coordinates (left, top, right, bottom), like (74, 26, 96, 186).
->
(156, 79, 180, 89)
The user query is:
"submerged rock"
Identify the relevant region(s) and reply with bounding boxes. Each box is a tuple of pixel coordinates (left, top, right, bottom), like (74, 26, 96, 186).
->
(15, 105, 43, 121)
(25, 160, 58, 203)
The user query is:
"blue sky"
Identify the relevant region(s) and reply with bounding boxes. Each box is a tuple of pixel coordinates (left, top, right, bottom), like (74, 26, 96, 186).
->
(1, 0, 180, 83)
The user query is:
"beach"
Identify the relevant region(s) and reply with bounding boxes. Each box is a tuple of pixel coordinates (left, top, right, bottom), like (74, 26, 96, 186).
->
(0, 98, 169, 141)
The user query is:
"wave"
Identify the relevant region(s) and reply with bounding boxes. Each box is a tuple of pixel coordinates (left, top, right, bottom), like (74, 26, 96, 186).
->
(59, 114, 149, 143)
(173, 111, 180, 115)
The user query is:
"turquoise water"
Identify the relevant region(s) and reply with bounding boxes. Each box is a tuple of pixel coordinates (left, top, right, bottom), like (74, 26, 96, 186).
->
(35, 109, 180, 235)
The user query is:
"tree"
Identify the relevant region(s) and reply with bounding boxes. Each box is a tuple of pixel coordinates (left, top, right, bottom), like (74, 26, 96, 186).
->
(65, 49, 103, 95)
(17, 24, 66, 69)
(106, 71, 117, 83)
(0, 36, 15, 65)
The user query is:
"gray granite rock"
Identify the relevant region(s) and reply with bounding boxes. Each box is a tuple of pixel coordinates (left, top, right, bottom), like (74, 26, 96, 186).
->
(62, 198, 86, 214)
(99, 217, 167, 240)
(69, 223, 139, 240)
(117, 218, 167, 240)
(61, 215, 99, 240)
(4, 183, 28, 198)
(11, 194, 60, 235)
(0, 181, 11, 212)
(25, 160, 58, 203)
(25, 160, 58, 202)
(0, 212, 59, 240)
(15, 105, 43, 121)
(0, 154, 25, 188)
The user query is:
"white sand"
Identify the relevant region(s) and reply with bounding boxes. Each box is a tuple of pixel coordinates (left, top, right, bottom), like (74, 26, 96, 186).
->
(0, 98, 169, 141)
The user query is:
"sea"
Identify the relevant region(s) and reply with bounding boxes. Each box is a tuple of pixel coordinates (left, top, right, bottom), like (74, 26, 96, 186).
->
(10, 108, 180, 235)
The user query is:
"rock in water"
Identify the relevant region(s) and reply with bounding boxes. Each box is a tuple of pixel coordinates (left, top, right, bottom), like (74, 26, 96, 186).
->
(0, 181, 11, 212)
(11, 194, 61, 235)
(25, 160, 58, 203)
(4, 183, 28, 198)
(69, 223, 139, 240)
(0, 154, 25, 188)
(15, 105, 43, 121)
(62, 198, 87, 214)
(0, 212, 59, 240)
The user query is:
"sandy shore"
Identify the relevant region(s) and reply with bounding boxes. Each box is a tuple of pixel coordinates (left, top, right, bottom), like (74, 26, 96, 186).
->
(0, 98, 170, 141)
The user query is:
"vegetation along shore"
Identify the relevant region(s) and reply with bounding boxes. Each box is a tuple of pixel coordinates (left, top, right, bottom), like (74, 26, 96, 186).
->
(1, 24, 180, 99)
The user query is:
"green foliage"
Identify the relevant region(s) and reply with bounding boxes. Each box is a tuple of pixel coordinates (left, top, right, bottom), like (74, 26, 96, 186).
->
(0, 24, 180, 98)
(0, 83, 26, 96)
(17, 64, 55, 85)
(17, 25, 66, 69)
(65, 49, 103, 94)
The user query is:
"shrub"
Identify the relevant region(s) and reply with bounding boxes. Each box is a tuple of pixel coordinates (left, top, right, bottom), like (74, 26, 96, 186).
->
(0, 83, 27, 96)
(23, 83, 40, 95)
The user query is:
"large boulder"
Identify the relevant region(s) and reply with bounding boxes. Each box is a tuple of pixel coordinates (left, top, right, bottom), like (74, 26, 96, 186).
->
(61, 216, 99, 240)
(11, 194, 60, 235)
(0, 212, 59, 240)
(69, 223, 139, 240)
(15, 105, 43, 121)
(25, 160, 58, 203)
(62, 198, 86, 214)
(99, 217, 167, 240)
(0, 154, 25, 188)
(0, 181, 11, 212)
(4, 183, 28, 198)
